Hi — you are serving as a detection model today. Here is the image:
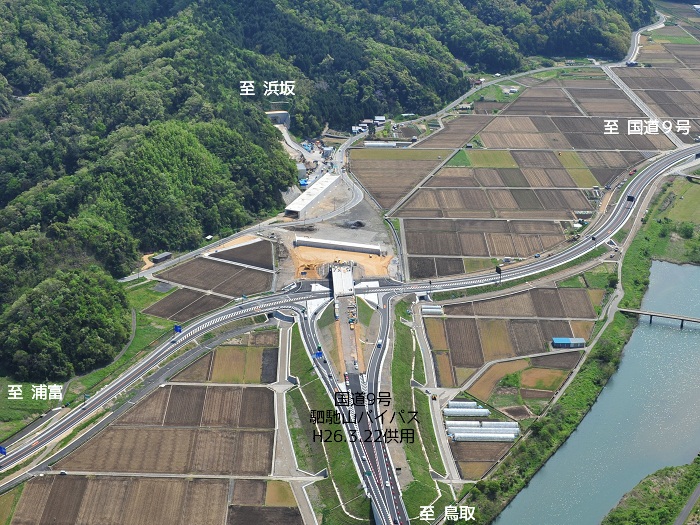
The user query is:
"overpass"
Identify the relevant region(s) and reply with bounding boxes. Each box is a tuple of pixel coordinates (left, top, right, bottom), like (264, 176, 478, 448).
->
(620, 308, 700, 329)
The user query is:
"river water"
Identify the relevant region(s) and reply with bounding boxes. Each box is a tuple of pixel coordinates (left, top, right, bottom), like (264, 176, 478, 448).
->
(493, 260, 700, 525)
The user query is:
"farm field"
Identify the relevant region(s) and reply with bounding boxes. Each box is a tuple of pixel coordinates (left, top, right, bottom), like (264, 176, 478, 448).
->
(450, 440, 511, 480)
(349, 149, 451, 208)
(155, 258, 272, 298)
(444, 318, 484, 368)
(142, 288, 231, 322)
(113, 385, 275, 430)
(11, 476, 229, 525)
(531, 351, 582, 369)
(228, 506, 303, 525)
(520, 368, 568, 390)
(468, 359, 529, 401)
(424, 318, 448, 350)
(477, 319, 514, 361)
(172, 330, 279, 384)
(402, 219, 567, 270)
(415, 115, 494, 148)
(434, 352, 455, 387)
(210, 239, 274, 270)
(57, 426, 274, 476)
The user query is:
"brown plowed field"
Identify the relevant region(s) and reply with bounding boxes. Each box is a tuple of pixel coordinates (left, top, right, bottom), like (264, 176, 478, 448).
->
(497, 169, 530, 188)
(11, 475, 53, 525)
(164, 385, 207, 426)
(510, 221, 561, 234)
(443, 189, 493, 210)
(409, 257, 437, 278)
(503, 406, 531, 420)
(503, 97, 581, 116)
(481, 132, 550, 149)
(485, 116, 538, 133)
(211, 347, 246, 383)
(240, 387, 275, 429)
(434, 352, 455, 387)
(530, 288, 566, 317)
(233, 480, 266, 506)
(539, 320, 573, 341)
(404, 219, 457, 232)
(171, 294, 230, 322)
(436, 257, 465, 276)
(468, 359, 529, 400)
(539, 234, 566, 250)
(458, 219, 510, 233)
(512, 150, 563, 168)
(202, 386, 242, 427)
(350, 158, 448, 208)
(477, 319, 515, 361)
(571, 320, 594, 339)
(474, 168, 505, 187)
(591, 168, 624, 186)
(443, 302, 474, 315)
(156, 258, 238, 291)
(414, 115, 494, 148)
(116, 386, 170, 425)
(180, 479, 229, 525)
(121, 478, 187, 525)
(552, 116, 599, 134)
(427, 175, 479, 188)
(474, 291, 536, 317)
(445, 318, 484, 367)
(15, 476, 229, 525)
(521, 168, 552, 187)
(485, 233, 516, 257)
(558, 288, 596, 318)
(402, 190, 440, 210)
(547, 169, 577, 187)
(512, 235, 544, 257)
(487, 189, 519, 209)
(510, 320, 545, 355)
(227, 505, 303, 525)
(425, 318, 448, 350)
(521, 368, 568, 390)
(458, 461, 494, 480)
(212, 240, 274, 270)
(531, 116, 560, 132)
(250, 330, 279, 346)
(237, 431, 275, 475)
(191, 429, 237, 474)
(406, 231, 461, 256)
(75, 477, 132, 524)
(537, 189, 569, 209)
(58, 427, 196, 473)
(172, 353, 212, 382)
(531, 351, 581, 369)
(143, 288, 202, 319)
(459, 233, 490, 257)
(212, 267, 272, 297)
(521, 388, 553, 399)
(450, 441, 511, 462)
(510, 189, 543, 209)
(156, 259, 271, 297)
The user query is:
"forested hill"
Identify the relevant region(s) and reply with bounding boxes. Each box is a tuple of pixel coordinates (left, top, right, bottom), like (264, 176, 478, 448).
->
(0, 0, 652, 381)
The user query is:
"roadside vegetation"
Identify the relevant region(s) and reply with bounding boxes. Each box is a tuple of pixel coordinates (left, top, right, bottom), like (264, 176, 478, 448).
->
(288, 325, 371, 523)
(602, 456, 700, 525)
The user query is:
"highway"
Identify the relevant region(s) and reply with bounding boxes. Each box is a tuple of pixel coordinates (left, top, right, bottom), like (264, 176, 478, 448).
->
(0, 141, 700, 524)
(2, 143, 700, 523)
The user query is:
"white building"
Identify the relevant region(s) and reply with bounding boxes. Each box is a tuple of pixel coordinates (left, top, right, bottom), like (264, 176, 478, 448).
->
(294, 236, 381, 255)
(284, 174, 340, 220)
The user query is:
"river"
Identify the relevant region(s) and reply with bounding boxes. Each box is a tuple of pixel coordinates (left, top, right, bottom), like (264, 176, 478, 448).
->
(493, 260, 700, 525)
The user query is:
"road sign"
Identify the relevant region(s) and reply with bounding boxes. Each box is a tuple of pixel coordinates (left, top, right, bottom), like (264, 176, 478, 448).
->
(173, 325, 182, 333)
